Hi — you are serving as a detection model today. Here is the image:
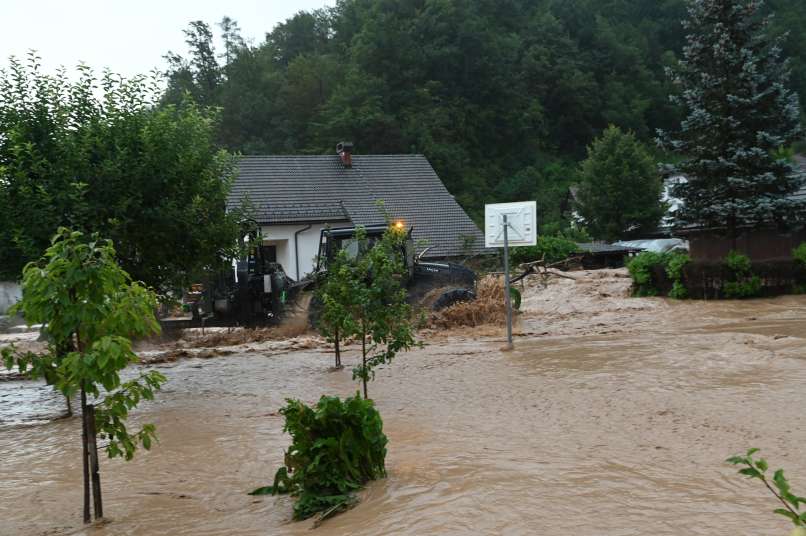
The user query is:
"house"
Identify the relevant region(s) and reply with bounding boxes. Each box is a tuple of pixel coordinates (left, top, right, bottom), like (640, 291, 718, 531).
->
(226, 144, 487, 280)
(676, 155, 806, 261)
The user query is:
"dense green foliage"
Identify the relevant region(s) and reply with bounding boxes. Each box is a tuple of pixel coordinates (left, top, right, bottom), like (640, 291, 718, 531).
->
(665, 252, 691, 299)
(727, 448, 806, 528)
(160, 1, 805, 227)
(794, 243, 806, 267)
(723, 251, 763, 298)
(659, 0, 806, 237)
(0, 55, 241, 290)
(577, 126, 665, 241)
(627, 252, 665, 297)
(318, 226, 416, 399)
(1, 228, 166, 522)
(626, 250, 690, 298)
(250, 395, 387, 521)
(510, 236, 580, 265)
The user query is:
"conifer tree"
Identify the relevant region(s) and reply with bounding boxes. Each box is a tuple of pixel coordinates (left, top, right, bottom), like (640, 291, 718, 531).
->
(658, 0, 806, 242)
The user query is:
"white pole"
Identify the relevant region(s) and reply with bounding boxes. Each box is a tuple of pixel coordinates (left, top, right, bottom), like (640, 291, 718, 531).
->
(502, 215, 513, 349)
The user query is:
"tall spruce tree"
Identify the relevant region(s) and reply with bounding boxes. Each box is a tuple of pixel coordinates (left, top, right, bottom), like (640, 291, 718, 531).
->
(658, 0, 806, 242)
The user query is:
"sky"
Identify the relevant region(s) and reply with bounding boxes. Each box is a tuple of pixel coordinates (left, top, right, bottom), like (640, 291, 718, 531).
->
(0, 0, 334, 77)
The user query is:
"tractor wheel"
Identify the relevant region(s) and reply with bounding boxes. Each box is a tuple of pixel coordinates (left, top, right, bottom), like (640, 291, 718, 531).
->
(431, 288, 476, 311)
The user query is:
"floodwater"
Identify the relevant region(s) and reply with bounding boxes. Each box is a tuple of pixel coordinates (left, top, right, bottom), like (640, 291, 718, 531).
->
(1, 271, 806, 535)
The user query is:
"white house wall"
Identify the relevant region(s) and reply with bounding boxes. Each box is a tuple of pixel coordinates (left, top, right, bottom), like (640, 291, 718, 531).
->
(0, 281, 21, 315)
(261, 223, 345, 281)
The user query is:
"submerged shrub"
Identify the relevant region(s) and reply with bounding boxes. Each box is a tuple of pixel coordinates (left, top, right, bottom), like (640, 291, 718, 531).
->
(250, 395, 387, 522)
(627, 251, 666, 296)
(668, 280, 689, 300)
(725, 250, 753, 275)
(666, 253, 690, 299)
(627, 251, 690, 298)
(723, 251, 762, 299)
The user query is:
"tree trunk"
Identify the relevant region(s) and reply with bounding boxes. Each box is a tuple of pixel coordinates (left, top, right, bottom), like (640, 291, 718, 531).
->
(80, 387, 90, 524)
(86, 404, 103, 519)
(334, 326, 341, 368)
(361, 326, 368, 400)
(65, 394, 73, 417)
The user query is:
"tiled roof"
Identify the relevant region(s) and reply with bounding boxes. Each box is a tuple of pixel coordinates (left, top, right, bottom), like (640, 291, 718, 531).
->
(227, 154, 488, 258)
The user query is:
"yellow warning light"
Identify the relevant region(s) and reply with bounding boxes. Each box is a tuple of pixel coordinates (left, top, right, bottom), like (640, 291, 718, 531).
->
(394, 221, 405, 229)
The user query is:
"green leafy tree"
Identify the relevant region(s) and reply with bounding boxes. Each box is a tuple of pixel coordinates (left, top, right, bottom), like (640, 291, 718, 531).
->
(164, 21, 221, 107)
(728, 448, 806, 529)
(319, 226, 416, 399)
(658, 0, 806, 243)
(0, 54, 240, 291)
(2, 228, 166, 523)
(577, 125, 666, 241)
(314, 253, 348, 369)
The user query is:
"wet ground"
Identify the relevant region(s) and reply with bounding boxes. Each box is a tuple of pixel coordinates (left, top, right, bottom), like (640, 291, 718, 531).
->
(1, 270, 805, 535)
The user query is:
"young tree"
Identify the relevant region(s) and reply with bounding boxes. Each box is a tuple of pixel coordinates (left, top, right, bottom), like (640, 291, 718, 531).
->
(658, 0, 806, 243)
(576, 125, 666, 241)
(319, 226, 416, 399)
(314, 256, 347, 369)
(2, 228, 166, 524)
(0, 54, 240, 291)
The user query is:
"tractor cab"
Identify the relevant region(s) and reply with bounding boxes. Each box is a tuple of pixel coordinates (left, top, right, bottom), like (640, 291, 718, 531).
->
(313, 223, 476, 308)
(315, 224, 415, 280)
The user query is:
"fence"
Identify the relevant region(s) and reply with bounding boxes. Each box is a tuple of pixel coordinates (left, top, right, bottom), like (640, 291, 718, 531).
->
(650, 260, 806, 299)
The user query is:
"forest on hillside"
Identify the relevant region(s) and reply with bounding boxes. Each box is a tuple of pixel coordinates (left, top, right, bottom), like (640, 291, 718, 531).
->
(165, 0, 806, 227)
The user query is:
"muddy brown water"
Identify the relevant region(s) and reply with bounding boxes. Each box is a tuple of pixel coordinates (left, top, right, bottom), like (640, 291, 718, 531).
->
(1, 294, 806, 535)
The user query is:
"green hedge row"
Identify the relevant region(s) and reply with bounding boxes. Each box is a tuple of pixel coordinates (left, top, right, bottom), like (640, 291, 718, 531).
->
(627, 245, 806, 299)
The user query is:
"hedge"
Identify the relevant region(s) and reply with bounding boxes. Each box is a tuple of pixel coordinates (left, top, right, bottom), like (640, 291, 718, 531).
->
(628, 248, 806, 299)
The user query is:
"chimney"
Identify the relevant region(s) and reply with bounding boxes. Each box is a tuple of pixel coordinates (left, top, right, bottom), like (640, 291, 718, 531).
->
(336, 141, 353, 168)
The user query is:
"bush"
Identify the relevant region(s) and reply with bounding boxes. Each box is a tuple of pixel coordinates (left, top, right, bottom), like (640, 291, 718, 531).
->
(723, 251, 762, 299)
(510, 236, 580, 265)
(725, 250, 752, 274)
(723, 277, 763, 298)
(250, 395, 387, 522)
(626, 251, 690, 298)
(793, 244, 806, 293)
(666, 253, 690, 299)
(627, 251, 666, 296)
(794, 243, 806, 267)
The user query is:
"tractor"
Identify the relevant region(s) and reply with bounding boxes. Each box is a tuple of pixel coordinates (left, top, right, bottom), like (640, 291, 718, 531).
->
(160, 223, 477, 331)
(160, 227, 300, 330)
(306, 223, 477, 325)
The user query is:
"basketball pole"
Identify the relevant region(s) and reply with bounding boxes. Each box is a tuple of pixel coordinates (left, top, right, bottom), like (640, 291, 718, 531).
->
(502, 214, 514, 350)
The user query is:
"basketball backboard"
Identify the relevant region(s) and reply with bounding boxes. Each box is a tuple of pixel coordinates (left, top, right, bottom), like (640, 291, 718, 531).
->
(484, 201, 537, 248)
